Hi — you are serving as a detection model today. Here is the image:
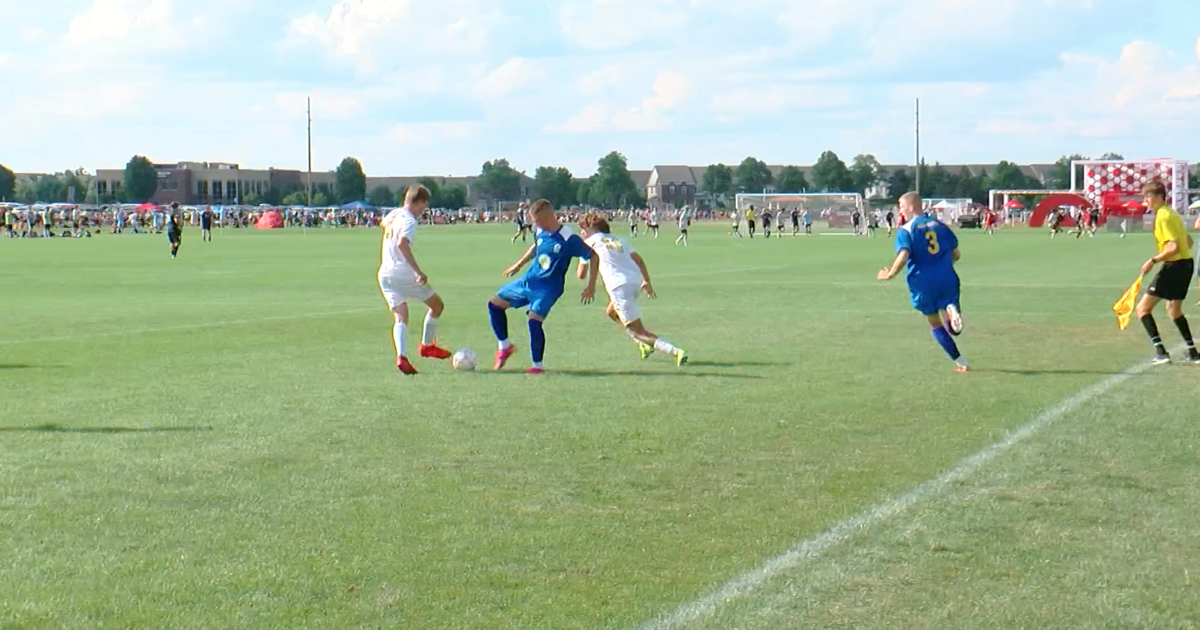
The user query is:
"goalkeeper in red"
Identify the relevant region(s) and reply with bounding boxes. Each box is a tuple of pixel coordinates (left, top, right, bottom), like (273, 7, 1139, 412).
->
(877, 192, 969, 372)
(576, 213, 688, 366)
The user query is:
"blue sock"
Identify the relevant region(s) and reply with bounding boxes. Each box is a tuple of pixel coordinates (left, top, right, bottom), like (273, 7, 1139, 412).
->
(528, 318, 546, 364)
(931, 326, 961, 361)
(488, 302, 508, 342)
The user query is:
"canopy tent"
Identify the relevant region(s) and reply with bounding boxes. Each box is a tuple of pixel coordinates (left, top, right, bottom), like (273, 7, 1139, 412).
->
(135, 202, 159, 212)
(1189, 199, 1200, 210)
(1003, 199, 1025, 209)
(932, 200, 954, 209)
(256, 210, 284, 229)
(342, 200, 374, 211)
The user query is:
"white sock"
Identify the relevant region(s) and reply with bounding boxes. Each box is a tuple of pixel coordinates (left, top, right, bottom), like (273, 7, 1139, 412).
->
(499, 339, 512, 351)
(393, 322, 408, 359)
(653, 338, 679, 354)
(625, 329, 643, 344)
(532, 361, 544, 369)
(422, 313, 438, 346)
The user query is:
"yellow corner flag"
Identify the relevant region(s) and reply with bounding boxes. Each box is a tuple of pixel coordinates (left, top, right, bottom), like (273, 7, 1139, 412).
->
(1112, 276, 1143, 330)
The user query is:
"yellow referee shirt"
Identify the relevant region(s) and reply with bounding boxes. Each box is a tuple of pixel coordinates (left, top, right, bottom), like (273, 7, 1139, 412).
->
(746, 209, 756, 221)
(1153, 204, 1192, 262)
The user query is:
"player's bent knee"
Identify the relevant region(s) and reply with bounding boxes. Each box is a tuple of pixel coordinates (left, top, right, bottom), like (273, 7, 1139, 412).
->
(427, 295, 445, 316)
(489, 297, 510, 309)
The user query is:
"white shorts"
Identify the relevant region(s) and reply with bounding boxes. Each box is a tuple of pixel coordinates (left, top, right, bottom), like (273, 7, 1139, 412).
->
(608, 284, 642, 325)
(378, 273, 434, 309)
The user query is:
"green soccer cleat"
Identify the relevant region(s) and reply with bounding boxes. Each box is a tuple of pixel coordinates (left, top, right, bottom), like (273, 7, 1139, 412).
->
(675, 350, 689, 367)
(639, 342, 654, 360)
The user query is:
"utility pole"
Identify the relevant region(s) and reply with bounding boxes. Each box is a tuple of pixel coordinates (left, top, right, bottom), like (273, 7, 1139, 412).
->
(915, 98, 921, 196)
(307, 97, 313, 207)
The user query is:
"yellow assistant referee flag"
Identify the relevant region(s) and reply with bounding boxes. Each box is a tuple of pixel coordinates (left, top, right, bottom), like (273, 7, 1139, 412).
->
(1112, 276, 1143, 330)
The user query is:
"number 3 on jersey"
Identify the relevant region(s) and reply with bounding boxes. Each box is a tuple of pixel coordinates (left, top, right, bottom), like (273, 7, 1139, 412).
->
(925, 230, 939, 254)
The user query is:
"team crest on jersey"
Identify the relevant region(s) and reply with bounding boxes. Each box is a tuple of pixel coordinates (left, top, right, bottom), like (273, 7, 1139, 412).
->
(537, 254, 552, 270)
(553, 244, 561, 253)
(536, 238, 543, 246)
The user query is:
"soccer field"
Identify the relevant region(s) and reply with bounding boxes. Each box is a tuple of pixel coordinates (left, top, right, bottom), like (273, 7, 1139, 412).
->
(3, 225, 1199, 629)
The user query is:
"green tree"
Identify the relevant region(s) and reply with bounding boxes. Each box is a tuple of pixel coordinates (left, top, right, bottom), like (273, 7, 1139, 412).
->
(850, 154, 884, 195)
(477, 158, 523, 201)
(701, 164, 734, 198)
(885, 168, 913, 198)
(588, 151, 642, 208)
(33, 176, 65, 203)
(0, 163, 14, 201)
(368, 185, 394, 207)
(14, 179, 36, 204)
(775, 165, 809, 192)
(987, 160, 1035, 190)
(334, 157, 367, 203)
(810, 150, 853, 192)
(282, 191, 308, 206)
(60, 169, 91, 203)
(733, 157, 772, 192)
(437, 183, 469, 210)
(1099, 152, 1124, 161)
(1189, 165, 1199, 191)
(312, 192, 330, 206)
(575, 179, 592, 206)
(534, 166, 576, 209)
(122, 155, 158, 203)
(1049, 154, 1089, 190)
(243, 192, 262, 206)
(951, 167, 987, 202)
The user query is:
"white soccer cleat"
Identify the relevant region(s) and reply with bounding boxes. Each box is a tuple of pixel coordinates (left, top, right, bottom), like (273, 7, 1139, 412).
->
(954, 357, 969, 373)
(945, 304, 964, 336)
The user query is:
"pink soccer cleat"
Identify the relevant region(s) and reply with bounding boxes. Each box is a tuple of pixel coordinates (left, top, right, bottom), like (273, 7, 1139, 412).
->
(494, 344, 517, 371)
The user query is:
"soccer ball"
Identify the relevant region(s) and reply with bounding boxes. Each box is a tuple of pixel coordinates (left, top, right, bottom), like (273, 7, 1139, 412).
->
(452, 348, 477, 371)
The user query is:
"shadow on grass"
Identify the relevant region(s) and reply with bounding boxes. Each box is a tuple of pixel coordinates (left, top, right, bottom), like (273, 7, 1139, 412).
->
(688, 360, 792, 368)
(975, 368, 1142, 377)
(0, 364, 64, 370)
(486, 369, 766, 380)
(0, 424, 213, 434)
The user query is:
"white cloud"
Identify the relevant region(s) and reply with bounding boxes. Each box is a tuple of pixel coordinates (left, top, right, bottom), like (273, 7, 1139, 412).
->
(288, 0, 508, 74)
(475, 57, 540, 100)
(547, 71, 691, 134)
(65, 0, 185, 54)
(392, 121, 481, 146)
(711, 84, 854, 115)
(0, 52, 14, 68)
(558, 0, 692, 50)
(274, 91, 364, 120)
(578, 64, 627, 96)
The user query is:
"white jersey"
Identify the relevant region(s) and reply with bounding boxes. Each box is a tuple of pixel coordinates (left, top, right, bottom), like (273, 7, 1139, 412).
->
(379, 208, 419, 278)
(678, 209, 693, 228)
(584, 232, 643, 289)
(648, 211, 659, 225)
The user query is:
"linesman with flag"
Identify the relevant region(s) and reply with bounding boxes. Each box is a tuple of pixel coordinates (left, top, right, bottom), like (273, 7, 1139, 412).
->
(1131, 180, 1200, 364)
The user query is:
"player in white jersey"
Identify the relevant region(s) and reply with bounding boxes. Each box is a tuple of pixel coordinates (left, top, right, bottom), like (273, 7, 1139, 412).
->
(647, 209, 660, 238)
(576, 213, 688, 366)
(378, 185, 451, 375)
(674, 205, 694, 247)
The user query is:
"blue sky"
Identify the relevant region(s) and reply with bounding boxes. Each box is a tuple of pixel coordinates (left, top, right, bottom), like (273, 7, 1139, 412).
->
(2, 0, 1198, 177)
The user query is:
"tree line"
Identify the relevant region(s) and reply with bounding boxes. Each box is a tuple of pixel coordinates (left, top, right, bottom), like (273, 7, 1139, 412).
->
(2, 152, 1197, 208)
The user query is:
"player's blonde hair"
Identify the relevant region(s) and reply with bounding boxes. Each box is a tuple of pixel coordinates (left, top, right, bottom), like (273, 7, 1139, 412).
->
(1142, 179, 1167, 200)
(405, 185, 431, 205)
(579, 212, 611, 234)
(529, 199, 553, 217)
(899, 191, 921, 208)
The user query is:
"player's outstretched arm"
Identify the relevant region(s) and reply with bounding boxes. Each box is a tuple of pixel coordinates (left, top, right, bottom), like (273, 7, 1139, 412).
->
(397, 237, 427, 284)
(631, 253, 656, 299)
(877, 250, 910, 281)
(581, 247, 598, 304)
(576, 260, 589, 280)
(952, 248, 961, 262)
(504, 244, 536, 277)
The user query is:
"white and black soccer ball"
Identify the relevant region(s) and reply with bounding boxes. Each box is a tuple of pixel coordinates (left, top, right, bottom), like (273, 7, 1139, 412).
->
(452, 348, 477, 371)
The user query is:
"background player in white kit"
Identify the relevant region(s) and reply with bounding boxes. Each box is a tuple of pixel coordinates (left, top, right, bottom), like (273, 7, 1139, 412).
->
(576, 213, 688, 366)
(675, 205, 694, 247)
(378, 185, 452, 375)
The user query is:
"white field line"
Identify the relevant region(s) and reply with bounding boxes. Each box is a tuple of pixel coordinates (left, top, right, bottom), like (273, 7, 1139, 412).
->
(0, 307, 378, 346)
(636, 349, 1168, 630)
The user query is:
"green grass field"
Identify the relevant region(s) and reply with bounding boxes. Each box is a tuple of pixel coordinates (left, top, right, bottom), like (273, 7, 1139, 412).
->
(2, 224, 1199, 629)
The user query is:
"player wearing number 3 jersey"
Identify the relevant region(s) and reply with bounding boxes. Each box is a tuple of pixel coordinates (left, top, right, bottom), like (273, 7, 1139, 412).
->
(878, 192, 969, 372)
(576, 213, 688, 367)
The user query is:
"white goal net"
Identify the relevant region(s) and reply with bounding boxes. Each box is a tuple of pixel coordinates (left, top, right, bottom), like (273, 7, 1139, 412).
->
(734, 192, 867, 233)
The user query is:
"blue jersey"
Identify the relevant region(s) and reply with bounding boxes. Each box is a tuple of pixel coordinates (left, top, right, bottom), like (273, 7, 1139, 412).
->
(896, 215, 959, 293)
(524, 226, 592, 293)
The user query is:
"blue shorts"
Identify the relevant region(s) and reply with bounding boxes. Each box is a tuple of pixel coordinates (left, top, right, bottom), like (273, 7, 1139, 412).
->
(496, 279, 562, 319)
(909, 280, 961, 316)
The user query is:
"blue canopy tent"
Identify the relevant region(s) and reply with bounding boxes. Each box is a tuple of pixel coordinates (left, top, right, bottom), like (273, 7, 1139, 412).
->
(342, 200, 374, 211)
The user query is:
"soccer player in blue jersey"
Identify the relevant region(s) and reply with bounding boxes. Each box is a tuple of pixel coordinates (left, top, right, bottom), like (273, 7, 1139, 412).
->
(488, 199, 598, 374)
(877, 192, 969, 372)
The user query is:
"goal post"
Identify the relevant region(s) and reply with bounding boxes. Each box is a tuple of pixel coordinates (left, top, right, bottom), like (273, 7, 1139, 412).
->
(733, 192, 868, 235)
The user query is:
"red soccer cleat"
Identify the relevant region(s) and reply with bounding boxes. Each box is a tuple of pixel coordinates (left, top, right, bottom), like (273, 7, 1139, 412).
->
(397, 356, 418, 375)
(419, 344, 452, 360)
(493, 344, 517, 371)
(525, 367, 545, 375)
